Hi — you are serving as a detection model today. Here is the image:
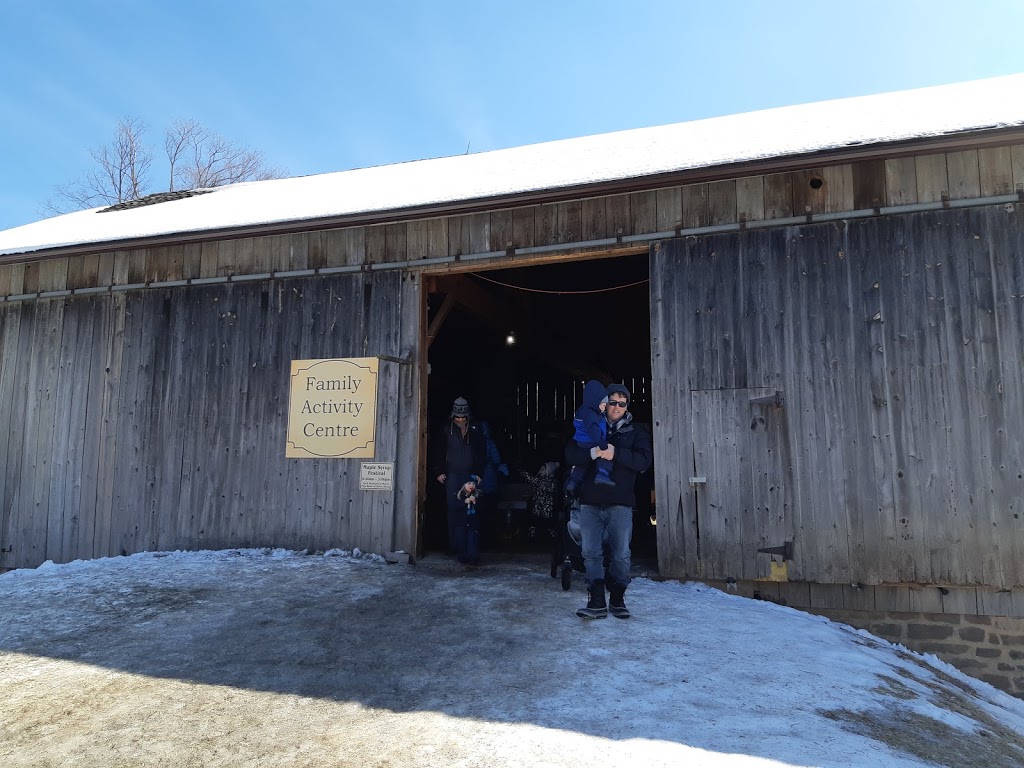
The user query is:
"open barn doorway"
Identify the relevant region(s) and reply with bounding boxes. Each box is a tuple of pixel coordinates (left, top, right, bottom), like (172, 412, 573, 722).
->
(422, 251, 655, 569)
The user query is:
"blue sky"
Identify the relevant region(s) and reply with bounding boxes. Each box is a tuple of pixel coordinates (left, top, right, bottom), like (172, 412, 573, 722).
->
(2, 0, 1023, 232)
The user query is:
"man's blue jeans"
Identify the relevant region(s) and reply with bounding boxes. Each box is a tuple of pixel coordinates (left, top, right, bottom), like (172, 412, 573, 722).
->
(578, 504, 632, 590)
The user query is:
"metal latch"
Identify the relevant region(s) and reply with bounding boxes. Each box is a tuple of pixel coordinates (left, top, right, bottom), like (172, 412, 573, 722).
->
(750, 390, 784, 407)
(757, 541, 794, 561)
(689, 476, 707, 486)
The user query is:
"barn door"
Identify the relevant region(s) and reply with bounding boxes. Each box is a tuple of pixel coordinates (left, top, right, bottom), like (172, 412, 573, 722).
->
(690, 387, 794, 580)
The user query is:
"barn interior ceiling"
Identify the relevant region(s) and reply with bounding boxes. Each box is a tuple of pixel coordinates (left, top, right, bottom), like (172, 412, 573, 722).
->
(425, 251, 652, 383)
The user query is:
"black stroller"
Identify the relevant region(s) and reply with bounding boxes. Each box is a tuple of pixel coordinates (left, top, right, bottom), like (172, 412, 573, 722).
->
(550, 497, 613, 591)
(550, 498, 584, 590)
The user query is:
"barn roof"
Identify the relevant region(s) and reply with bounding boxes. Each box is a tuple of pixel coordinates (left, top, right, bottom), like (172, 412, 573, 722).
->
(3, 74, 1024, 259)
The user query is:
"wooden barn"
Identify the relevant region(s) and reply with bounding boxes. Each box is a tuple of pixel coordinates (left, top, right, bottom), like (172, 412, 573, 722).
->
(3, 75, 1024, 691)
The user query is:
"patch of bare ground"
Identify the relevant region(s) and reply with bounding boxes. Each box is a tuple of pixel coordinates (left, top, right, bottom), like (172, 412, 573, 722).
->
(821, 655, 1024, 768)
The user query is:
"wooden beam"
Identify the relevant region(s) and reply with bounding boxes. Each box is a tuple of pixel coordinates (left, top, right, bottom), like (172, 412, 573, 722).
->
(425, 293, 455, 350)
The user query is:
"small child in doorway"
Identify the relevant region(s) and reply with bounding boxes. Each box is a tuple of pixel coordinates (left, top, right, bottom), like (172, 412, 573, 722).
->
(564, 379, 616, 496)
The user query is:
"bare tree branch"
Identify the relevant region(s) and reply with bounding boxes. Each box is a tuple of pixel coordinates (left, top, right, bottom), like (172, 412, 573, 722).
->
(42, 116, 285, 217)
(41, 117, 153, 215)
(167, 121, 284, 191)
(164, 118, 202, 192)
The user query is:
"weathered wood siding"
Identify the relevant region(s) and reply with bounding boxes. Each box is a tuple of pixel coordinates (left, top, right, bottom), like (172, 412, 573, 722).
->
(0, 272, 420, 569)
(652, 203, 1024, 586)
(4, 144, 1023, 299)
(1, 141, 1022, 579)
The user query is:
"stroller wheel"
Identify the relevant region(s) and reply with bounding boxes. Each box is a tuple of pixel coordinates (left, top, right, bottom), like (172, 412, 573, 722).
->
(560, 562, 572, 591)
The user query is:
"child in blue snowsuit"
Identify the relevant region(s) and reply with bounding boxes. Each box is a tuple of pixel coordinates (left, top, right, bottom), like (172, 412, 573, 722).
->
(564, 379, 615, 495)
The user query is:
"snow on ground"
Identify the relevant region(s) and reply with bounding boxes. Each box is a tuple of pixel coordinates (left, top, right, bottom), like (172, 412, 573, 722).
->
(2, 549, 1024, 767)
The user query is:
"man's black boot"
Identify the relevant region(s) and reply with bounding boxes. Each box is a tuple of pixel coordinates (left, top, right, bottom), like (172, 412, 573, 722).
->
(576, 579, 607, 619)
(608, 587, 630, 619)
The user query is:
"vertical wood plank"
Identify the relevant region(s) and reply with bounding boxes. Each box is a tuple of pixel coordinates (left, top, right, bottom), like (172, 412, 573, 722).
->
(915, 154, 948, 203)
(681, 184, 709, 228)
(269, 235, 290, 273)
(286, 233, 309, 270)
(649, 237, 697, 578)
(763, 174, 794, 219)
(534, 204, 557, 246)
(467, 213, 490, 254)
(946, 150, 981, 199)
(162, 246, 184, 281)
(145, 248, 166, 283)
(512, 207, 536, 249)
(0, 302, 23, 568)
(606, 194, 631, 237)
(448, 214, 471, 255)
(108, 290, 148, 557)
(90, 293, 126, 558)
(65, 257, 85, 291)
(11, 263, 26, 294)
(324, 227, 365, 266)
(96, 253, 114, 287)
(365, 225, 387, 264)
(22, 262, 40, 294)
(792, 169, 827, 215)
(822, 164, 854, 213)
(885, 158, 918, 205)
(655, 188, 682, 232)
(50, 300, 85, 562)
(489, 210, 513, 251)
(264, 236, 284, 274)
(29, 300, 65, 565)
(307, 231, 326, 269)
(582, 197, 608, 240)
(74, 297, 106, 561)
(555, 201, 581, 244)
(128, 249, 148, 282)
(736, 177, 765, 222)
(1012, 145, 1024, 191)
(182, 243, 203, 279)
(199, 242, 219, 278)
(629, 191, 657, 235)
(707, 180, 737, 225)
(2, 302, 35, 567)
(393, 271, 422, 554)
(408, 218, 448, 260)
(248, 236, 271, 274)
(978, 147, 1013, 196)
(39, 258, 70, 292)
(215, 240, 238, 277)
(384, 223, 407, 263)
(852, 160, 886, 210)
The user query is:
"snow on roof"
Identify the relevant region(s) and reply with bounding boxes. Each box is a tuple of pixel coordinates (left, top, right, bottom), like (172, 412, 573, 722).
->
(3, 74, 1024, 258)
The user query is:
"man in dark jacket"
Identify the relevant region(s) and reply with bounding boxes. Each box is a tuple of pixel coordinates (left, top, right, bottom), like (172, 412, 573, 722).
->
(564, 383, 653, 619)
(432, 397, 487, 566)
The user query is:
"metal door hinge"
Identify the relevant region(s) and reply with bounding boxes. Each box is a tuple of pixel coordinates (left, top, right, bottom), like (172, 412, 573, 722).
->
(757, 541, 794, 561)
(750, 390, 784, 407)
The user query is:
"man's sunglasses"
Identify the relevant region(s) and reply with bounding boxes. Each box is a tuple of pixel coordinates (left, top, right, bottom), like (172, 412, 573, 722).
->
(607, 400, 628, 408)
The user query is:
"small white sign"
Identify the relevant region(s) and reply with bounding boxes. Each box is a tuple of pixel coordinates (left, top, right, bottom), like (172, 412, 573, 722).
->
(360, 462, 394, 491)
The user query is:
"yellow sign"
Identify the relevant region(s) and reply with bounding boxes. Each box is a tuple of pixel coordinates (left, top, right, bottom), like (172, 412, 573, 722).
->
(286, 357, 378, 458)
